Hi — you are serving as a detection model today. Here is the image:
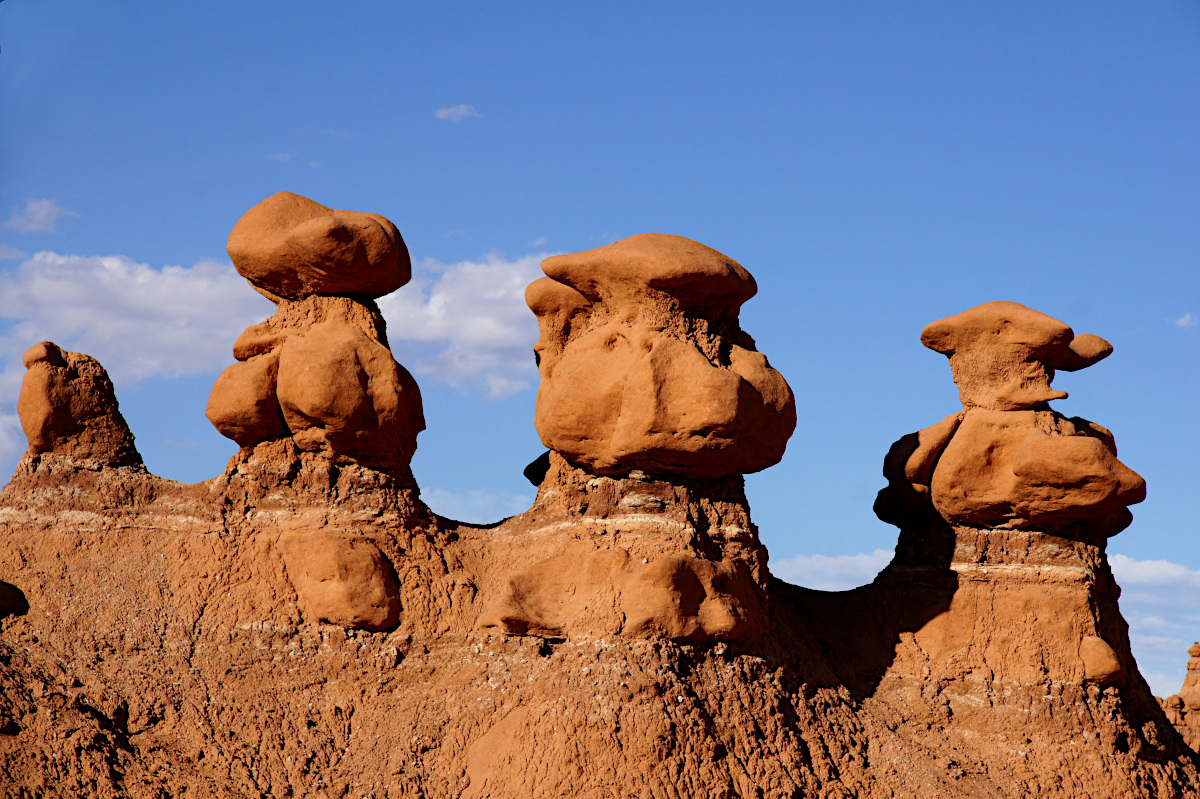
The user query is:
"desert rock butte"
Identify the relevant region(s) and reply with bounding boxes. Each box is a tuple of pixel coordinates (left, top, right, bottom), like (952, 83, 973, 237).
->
(0, 193, 1196, 797)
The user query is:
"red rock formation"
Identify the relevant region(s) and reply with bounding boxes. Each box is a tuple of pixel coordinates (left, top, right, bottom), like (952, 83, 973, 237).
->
(1160, 642, 1200, 750)
(0, 222, 1196, 796)
(207, 196, 425, 472)
(528, 234, 796, 480)
(227, 191, 410, 301)
(17, 341, 142, 469)
(205, 193, 426, 634)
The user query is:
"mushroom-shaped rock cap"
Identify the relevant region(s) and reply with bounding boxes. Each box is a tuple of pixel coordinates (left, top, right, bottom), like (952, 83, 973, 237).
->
(227, 192, 410, 301)
(921, 301, 1114, 411)
(541, 234, 757, 320)
(921, 301, 1112, 372)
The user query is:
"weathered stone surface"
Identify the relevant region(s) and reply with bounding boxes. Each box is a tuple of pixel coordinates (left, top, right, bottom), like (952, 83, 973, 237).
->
(17, 341, 142, 468)
(931, 408, 1146, 530)
(227, 191, 410, 301)
(529, 234, 796, 479)
(210, 194, 425, 472)
(278, 529, 402, 631)
(921, 300, 1113, 410)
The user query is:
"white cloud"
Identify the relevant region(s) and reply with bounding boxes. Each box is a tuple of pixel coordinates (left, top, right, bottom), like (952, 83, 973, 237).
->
(3, 199, 78, 233)
(0, 248, 548, 405)
(770, 549, 894, 591)
(0, 252, 274, 397)
(0, 411, 23, 470)
(378, 253, 546, 397)
(0, 245, 26, 261)
(1176, 313, 1197, 330)
(422, 487, 532, 524)
(1111, 553, 1200, 586)
(434, 104, 481, 121)
(529, 235, 549, 248)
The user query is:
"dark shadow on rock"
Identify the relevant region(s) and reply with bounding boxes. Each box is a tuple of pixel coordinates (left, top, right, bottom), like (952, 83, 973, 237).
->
(523, 450, 551, 487)
(0, 582, 29, 620)
(767, 484, 959, 699)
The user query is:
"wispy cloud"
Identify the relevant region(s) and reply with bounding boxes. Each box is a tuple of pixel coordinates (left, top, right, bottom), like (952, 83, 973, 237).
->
(770, 549, 894, 591)
(1176, 313, 1197, 330)
(1111, 553, 1200, 586)
(378, 253, 546, 397)
(0, 247, 549, 406)
(434, 104, 482, 122)
(529, 235, 549, 248)
(3, 199, 77, 233)
(0, 412, 22, 469)
(267, 152, 297, 162)
(422, 487, 533, 524)
(0, 252, 274, 398)
(0, 245, 26, 261)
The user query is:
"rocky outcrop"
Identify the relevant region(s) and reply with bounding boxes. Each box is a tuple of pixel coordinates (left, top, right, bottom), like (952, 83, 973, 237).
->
(207, 192, 424, 472)
(528, 234, 796, 480)
(873, 301, 1146, 691)
(1160, 643, 1200, 750)
(17, 341, 142, 469)
(0, 210, 1196, 797)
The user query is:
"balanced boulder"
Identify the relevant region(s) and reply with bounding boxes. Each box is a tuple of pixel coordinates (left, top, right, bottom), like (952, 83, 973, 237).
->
(528, 234, 795, 480)
(227, 191, 410, 301)
(208, 194, 424, 473)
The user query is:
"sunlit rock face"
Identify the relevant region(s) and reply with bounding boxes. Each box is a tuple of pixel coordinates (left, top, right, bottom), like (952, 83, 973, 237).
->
(207, 192, 425, 474)
(2, 206, 1197, 798)
(527, 233, 796, 480)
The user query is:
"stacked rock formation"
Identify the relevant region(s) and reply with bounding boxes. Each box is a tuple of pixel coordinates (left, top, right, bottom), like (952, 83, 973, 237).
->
(528, 234, 796, 479)
(0, 207, 1198, 797)
(482, 234, 797, 643)
(206, 191, 424, 473)
(1161, 643, 1200, 750)
(205, 192, 426, 632)
(872, 301, 1145, 687)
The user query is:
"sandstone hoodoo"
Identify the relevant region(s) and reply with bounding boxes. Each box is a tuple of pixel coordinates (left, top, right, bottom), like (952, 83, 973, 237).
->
(207, 193, 425, 473)
(0, 205, 1197, 797)
(871, 300, 1146, 690)
(17, 340, 142, 468)
(528, 233, 796, 480)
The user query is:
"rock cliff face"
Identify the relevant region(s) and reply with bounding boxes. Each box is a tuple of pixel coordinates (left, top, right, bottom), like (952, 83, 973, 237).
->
(0, 195, 1196, 798)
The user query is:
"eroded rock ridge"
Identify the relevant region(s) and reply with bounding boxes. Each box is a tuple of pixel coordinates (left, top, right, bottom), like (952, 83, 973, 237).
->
(0, 199, 1194, 798)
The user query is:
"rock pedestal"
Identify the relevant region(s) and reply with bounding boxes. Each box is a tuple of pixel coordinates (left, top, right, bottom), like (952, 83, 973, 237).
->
(529, 234, 796, 480)
(511, 235, 794, 643)
(873, 301, 1145, 687)
(204, 192, 427, 632)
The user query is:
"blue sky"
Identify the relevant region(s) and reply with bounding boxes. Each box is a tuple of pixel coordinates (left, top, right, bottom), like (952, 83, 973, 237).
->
(1, 1, 1198, 694)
